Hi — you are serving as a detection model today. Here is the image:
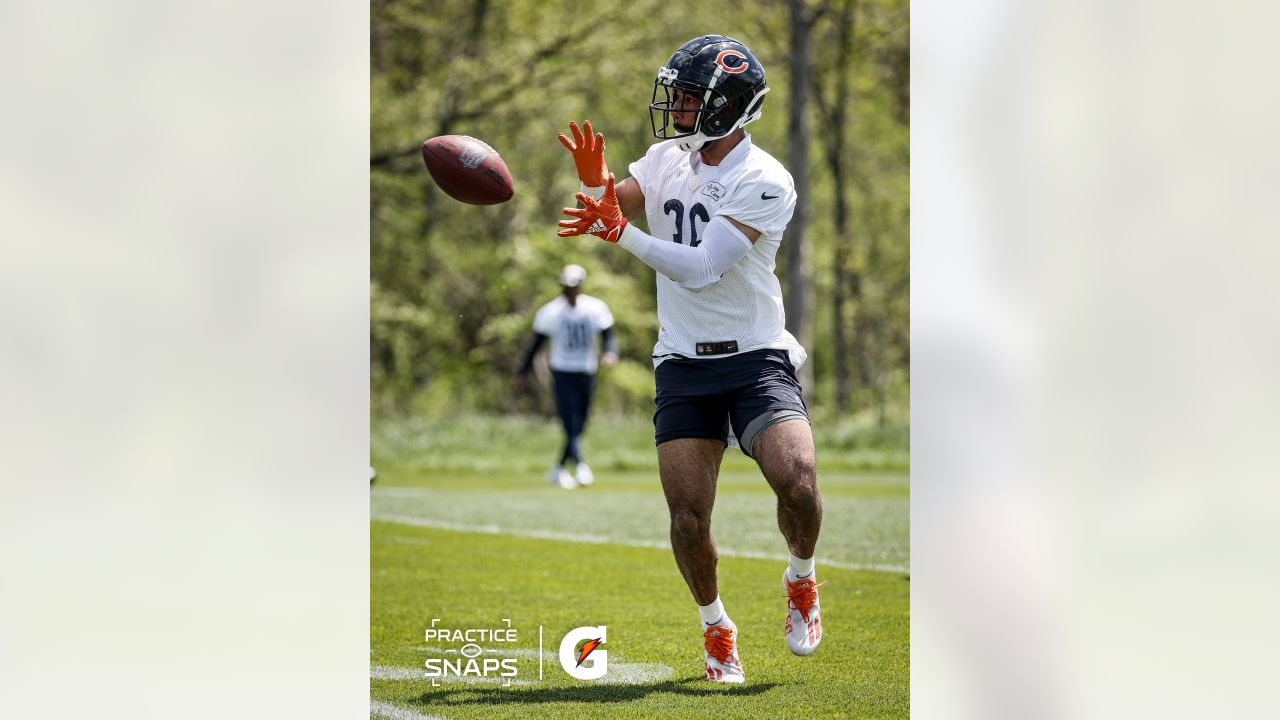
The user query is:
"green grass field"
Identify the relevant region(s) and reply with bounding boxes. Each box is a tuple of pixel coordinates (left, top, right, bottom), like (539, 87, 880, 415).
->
(371, 416, 909, 719)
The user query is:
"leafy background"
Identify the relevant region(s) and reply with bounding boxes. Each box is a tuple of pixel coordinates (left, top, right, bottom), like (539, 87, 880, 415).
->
(371, 0, 908, 454)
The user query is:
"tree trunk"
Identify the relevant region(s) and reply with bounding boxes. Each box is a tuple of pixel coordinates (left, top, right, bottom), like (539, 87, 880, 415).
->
(786, 0, 816, 398)
(830, 0, 855, 413)
(831, 145, 851, 411)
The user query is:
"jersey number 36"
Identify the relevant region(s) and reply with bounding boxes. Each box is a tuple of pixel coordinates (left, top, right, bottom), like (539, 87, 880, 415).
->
(663, 199, 710, 247)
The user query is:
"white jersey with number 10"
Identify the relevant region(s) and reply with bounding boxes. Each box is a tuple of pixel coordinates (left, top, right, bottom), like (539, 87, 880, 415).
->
(532, 294, 614, 374)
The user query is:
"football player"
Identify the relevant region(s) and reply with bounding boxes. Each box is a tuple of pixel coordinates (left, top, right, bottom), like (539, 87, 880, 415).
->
(557, 35, 824, 684)
(515, 264, 618, 489)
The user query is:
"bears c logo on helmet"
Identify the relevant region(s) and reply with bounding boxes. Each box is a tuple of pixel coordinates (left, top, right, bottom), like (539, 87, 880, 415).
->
(715, 49, 749, 74)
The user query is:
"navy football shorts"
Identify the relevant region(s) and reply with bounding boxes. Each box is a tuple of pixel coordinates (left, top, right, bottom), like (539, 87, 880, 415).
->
(653, 348, 810, 457)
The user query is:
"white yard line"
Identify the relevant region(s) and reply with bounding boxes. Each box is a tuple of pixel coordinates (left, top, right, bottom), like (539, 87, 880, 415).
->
(369, 699, 447, 720)
(597, 662, 674, 685)
(371, 512, 909, 574)
(371, 665, 425, 680)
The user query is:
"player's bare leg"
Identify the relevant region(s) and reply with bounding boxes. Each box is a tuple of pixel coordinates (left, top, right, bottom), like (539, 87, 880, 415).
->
(754, 420, 822, 558)
(754, 419, 825, 655)
(659, 438, 743, 682)
(658, 438, 725, 604)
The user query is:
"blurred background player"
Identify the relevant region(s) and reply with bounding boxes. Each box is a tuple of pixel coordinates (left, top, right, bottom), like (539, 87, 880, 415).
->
(557, 35, 824, 683)
(515, 264, 618, 489)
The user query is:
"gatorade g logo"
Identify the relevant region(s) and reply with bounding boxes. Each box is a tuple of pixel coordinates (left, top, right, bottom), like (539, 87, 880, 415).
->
(559, 625, 607, 680)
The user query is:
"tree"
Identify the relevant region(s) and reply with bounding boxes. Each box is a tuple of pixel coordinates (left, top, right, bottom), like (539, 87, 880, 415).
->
(813, 0, 858, 412)
(784, 0, 828, 397)
(370, 0, 909, 429)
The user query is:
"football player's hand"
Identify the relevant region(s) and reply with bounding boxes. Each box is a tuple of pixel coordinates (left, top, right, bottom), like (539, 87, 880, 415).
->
(559, 174, 628, 243)
(557, 120, 609, 187)
(601, 352, 618, 369)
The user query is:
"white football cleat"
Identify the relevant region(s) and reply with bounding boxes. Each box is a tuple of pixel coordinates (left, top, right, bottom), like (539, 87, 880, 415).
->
(575, 463, 594, 487)
(783, 569, 825, 656)
(547, 465, 577, 490)
(702, 620, 745, 684)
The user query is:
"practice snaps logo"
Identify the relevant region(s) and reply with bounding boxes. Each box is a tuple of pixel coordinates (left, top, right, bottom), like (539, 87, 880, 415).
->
(422, 618, 520, 686)
(559, 625, 608, 680)
(416, 619, 611, 686)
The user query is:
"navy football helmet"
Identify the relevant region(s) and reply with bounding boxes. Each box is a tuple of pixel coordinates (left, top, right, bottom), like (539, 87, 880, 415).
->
(649, 35, 769, 152)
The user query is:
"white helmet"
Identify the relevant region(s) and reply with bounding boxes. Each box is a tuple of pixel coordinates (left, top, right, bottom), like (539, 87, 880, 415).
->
(559, 264, 587, 287)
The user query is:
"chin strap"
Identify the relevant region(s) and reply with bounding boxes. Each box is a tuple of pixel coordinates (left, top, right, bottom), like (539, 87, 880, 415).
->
(678, 136, 709, 153)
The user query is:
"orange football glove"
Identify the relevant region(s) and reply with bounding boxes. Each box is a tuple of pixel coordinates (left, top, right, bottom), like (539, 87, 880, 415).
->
(559, 174, 628, 243)
(557, 120, 609, 187)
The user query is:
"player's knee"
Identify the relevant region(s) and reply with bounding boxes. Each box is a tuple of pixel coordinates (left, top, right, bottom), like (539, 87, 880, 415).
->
(778, 454, 819, 507)
(670, 507, 711, 543)
(783, 478, 819, 511)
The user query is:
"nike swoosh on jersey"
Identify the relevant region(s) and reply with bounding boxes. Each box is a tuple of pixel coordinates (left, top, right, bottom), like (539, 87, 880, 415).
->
(761, 192, 779, 200)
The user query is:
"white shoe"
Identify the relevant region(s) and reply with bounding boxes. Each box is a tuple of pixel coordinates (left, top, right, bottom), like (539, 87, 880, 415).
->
(702, 620, 745, 684)
(783, 569, 824, 656)
(575, 463, 594, 487)
(547, 465, 577, 489)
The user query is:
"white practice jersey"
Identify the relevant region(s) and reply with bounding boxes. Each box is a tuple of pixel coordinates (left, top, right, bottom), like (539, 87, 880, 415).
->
(628, 134, 806, 369)
(532, 294, 615, 374)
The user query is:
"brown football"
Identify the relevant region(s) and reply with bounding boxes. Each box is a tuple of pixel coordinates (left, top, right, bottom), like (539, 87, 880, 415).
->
(421, 135, 514, 205)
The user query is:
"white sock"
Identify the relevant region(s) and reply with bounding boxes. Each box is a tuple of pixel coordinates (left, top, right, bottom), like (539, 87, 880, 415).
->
(788, 553, 816, 580)
(698, 596, 727, 627)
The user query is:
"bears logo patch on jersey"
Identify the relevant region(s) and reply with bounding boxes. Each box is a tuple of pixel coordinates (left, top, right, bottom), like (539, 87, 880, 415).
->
(700, 182, 726, 201)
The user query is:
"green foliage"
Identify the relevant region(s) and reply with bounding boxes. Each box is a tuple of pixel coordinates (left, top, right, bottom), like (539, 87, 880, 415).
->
(372, 0, 909, 428)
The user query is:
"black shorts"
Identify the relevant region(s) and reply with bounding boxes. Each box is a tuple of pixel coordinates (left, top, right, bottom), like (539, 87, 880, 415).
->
(653, 348, 810, 457)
